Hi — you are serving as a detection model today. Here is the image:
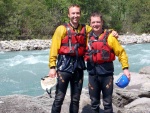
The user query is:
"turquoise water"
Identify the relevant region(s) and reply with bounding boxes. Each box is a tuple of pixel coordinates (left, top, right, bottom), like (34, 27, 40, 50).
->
(0, 43, 150, 96)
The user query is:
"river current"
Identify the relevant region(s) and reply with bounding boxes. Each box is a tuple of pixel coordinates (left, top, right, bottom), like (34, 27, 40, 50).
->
(0, 43, 150, 96)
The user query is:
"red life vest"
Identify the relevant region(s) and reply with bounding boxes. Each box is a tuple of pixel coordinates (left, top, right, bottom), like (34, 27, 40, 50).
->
(58, 23, 86, 56)
(84, 30, 115, 64)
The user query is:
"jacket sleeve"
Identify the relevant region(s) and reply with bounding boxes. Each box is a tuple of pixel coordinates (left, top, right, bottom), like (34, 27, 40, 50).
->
(85, 25, 92, 34)
(85, 25, 92, 45)
(48, 25, 66, 68)
(107, 34, 129, 69)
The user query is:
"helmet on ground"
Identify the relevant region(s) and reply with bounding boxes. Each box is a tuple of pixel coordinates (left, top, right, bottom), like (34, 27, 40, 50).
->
(115, 74, 130, 88)
(41, 75, 57, 91)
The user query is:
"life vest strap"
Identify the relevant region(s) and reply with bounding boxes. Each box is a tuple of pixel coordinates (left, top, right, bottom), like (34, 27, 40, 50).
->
(61, 43, 85, 47)
(61, 23, 86, 56)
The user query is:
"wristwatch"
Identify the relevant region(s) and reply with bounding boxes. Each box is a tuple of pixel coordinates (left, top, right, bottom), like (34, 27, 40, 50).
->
(123, 67, 128, 70)
(50, 66, 55, 69)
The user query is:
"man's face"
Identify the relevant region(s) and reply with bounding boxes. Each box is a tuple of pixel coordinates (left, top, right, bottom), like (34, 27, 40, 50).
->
(90, 16, 103, 32)
(68, 6, 81, 25)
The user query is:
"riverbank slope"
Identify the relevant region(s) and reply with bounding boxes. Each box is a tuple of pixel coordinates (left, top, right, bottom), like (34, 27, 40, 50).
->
(0, 66, 150, 113)
(0, 34, 150, 52)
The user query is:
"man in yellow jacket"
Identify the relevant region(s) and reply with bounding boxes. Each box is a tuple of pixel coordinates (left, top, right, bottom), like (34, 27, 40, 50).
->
(48, 4, 118, 113)
(84, 12, 130, 113)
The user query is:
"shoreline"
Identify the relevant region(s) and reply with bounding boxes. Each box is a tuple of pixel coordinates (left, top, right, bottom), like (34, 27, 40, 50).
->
(0, 39, 51, 52)
(0, 34, 150, 52)
(0, 70, 150, 113)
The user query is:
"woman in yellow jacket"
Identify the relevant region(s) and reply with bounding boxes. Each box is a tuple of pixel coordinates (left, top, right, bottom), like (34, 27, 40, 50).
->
(84, 12, 130, 113)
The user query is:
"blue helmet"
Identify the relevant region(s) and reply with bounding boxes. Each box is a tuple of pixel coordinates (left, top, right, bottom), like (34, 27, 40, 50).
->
(115, 74, 130, 88)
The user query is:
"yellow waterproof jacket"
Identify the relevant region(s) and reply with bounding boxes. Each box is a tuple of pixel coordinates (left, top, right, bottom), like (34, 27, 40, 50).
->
(49, 24, 92, 68)
(86, 31, 129, 75)
(103, 33, 129, 69)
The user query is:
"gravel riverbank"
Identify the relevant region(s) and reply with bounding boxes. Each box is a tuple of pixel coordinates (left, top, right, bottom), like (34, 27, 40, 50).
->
(0, 34, 150, 52)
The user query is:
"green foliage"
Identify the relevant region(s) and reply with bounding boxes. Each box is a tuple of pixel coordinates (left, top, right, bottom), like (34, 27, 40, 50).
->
(123, 0, 150, 34)
(0, 0, 149, 40)
(0, 0, 17, 40)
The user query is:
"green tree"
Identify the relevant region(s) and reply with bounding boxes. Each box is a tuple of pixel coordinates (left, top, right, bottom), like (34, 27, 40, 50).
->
(108, 0, 127, 32)
(123, 0, 150, 33)
(0, 0, 149, 40)
(0, 0, 17, 40)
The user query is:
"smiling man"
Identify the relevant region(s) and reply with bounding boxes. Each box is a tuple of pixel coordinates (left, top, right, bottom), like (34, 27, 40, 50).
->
(84, 12, 130, 113)
(48, 4, 92, 113)
(48, 4, 118, 113)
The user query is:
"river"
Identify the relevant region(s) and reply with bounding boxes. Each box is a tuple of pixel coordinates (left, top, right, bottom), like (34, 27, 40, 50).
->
(0, 43, 150, 96)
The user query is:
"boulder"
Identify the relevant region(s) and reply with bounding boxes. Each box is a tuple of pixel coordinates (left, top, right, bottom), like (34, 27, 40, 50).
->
(139, 66, 150, 74)
(0, 72, 150, 113)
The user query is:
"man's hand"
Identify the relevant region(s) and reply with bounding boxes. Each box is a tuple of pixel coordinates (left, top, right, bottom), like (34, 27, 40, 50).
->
(48, 69, 57, 78)
(123, 69, 131, 80)
(111, 30, 119, 38)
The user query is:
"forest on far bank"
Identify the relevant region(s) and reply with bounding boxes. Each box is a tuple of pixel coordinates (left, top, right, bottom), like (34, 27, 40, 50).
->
(0, 0, 149, 40)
